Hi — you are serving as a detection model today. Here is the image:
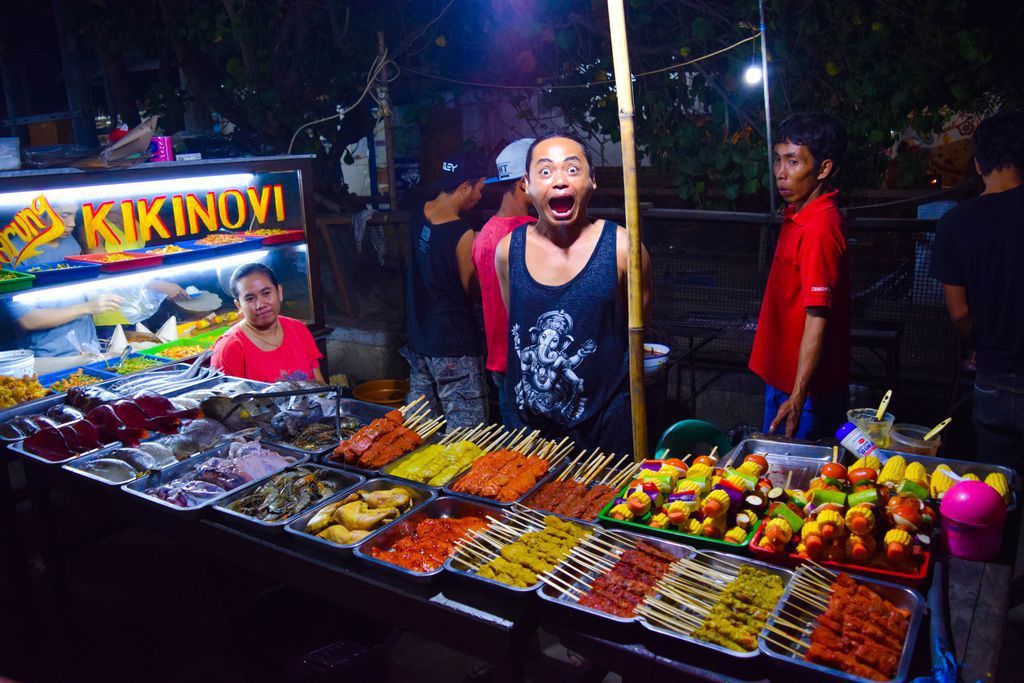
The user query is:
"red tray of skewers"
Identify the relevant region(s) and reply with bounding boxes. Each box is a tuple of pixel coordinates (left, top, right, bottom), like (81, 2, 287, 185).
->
(748, 522, 932, 588)
(442, 435, 574, 507)
(323, 399, 444, 476)
(65, 252, 164, 272)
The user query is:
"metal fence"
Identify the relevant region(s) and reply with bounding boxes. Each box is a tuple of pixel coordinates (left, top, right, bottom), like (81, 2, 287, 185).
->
(317, 204, 959, 388)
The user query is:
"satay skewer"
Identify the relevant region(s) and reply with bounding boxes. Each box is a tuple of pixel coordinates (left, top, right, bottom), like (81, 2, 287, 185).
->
(557, 449, 588, 482)
(597, 454, 633, 485)
(399, 395, 426, 415)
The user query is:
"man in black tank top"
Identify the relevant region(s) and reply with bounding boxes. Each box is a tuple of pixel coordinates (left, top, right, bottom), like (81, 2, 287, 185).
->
(495, 132, 653, 455)
(401, 152, 489, 428)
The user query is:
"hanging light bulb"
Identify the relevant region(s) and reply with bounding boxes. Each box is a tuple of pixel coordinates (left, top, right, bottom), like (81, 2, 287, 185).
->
(743, 64, 763, 85)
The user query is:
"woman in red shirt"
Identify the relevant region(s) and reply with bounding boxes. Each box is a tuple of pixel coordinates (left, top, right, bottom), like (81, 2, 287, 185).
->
(211, 263, 324, 383)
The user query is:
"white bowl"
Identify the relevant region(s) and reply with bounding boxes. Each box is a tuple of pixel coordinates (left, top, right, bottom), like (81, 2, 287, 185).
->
(643, 343, 670, 375)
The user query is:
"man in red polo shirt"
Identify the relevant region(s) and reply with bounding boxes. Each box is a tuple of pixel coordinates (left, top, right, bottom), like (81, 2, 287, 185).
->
(749, 113, 851, 439)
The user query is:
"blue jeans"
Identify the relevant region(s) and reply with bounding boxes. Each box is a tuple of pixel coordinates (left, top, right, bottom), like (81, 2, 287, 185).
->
(763, 384, 849, 441)
(973, 372, 1024, 473)
(399, 347, 488, 429)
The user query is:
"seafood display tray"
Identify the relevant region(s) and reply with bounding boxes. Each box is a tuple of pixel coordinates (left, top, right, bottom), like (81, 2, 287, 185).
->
(354, 496, 505, 585)
(122, 442, 309, 518)
(163, 376, 271, 397)
(443, 517, 601, 595)
(537, 531, 695, 626)
(747, 521, 933, 587)
(284, 477, 435, 556)
(8, 438, 115, 466)
(759, 566, 925, 683)
(596, 485, 758, 553)
(213, 465, 365, 532)
(63, 440, 185, 485)
(441, 464, 559, 509)
(873, 449, 1019, 511)
(722, 438, 835, 489)
(638, 551, 794, 659)
(266, 397, 396, 458)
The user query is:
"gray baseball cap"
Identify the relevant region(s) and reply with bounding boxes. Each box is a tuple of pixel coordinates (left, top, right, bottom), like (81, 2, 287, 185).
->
(485, 138, 535, 185)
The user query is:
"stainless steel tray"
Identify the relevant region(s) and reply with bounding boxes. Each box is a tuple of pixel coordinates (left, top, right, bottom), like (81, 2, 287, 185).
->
(322, 421, 445, 479)
(63, 442, 184, 485)
(442, 461, 559, 508)
(638, 550, 794, 659)
(537, 530, 695, 624)
(264, 398, 391, 457)
(379, 441, 482, 489)
(875, 449, 1018, 509)
(122, 441, 308, 517)
(443, 514, 598, 594)
(354, 496, 505, 584)
(723, 438, 834, 489)
(212, 464, 364, 532)
(759, 565, 925, 683)
(164, 376, 271, 398)
(283, 477, 435, 556)
(7, 435, 116, 466)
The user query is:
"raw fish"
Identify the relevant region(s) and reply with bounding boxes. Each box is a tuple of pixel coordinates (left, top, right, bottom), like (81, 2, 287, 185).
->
(78, 458, 137, 483)
(137, 442, 178, 468)
(106, 447, 158, 472)
(85, 404, 148, 446)
(195, 457, 250, 489)
(23, 427, 72, 461)
(45, 404, 85, 424)
(66, 385, 120, 412)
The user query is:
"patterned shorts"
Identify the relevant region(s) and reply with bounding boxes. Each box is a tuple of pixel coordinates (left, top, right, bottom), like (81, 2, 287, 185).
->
(399, 347, 488, 429)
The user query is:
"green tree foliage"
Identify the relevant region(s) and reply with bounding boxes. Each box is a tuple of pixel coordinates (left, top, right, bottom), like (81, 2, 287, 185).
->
(76, 1, 1018, 206)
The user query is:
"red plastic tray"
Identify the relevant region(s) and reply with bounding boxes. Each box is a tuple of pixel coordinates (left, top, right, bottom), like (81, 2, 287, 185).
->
(747, 521, 931, 587)
(237, 229, 305, 245)
(65, 252, 164, 272)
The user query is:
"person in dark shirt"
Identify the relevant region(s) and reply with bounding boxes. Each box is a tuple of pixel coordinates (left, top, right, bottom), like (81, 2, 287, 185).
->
(932, 110, 1024, 471)
(402, 151, 488, 428)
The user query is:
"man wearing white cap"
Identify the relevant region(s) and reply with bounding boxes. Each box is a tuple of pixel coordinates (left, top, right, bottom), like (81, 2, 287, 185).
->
(472, 138, 534, 424)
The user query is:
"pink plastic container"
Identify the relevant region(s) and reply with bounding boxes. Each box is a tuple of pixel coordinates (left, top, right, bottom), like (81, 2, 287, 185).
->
(940, 480, 1007, 561)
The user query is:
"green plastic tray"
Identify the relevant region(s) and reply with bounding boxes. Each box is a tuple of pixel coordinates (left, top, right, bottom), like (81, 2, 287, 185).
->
(0, 269, 35, 293)
(597, 484, 756, 553)
(139, 336, 216, 361)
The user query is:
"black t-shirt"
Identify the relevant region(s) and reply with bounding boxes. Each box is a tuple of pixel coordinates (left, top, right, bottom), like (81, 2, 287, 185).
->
(931, 185, 1024, 373)
(405, 207, 482, 358)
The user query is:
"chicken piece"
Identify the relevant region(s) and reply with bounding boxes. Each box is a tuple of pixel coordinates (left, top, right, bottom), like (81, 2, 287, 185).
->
(334, 500, 400, 531)
(359, 487, 413, 510)
(305, 495, 356, 533)
(317, 525, 371, 545)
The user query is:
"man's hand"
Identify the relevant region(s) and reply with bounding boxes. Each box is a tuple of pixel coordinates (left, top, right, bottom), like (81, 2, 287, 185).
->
(86, 294, 125, 315)
(769, 392, 805, 437)
(148, 280, 188, 300)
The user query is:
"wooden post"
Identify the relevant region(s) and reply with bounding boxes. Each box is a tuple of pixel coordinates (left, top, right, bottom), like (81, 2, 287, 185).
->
(606, 0, 648, 462)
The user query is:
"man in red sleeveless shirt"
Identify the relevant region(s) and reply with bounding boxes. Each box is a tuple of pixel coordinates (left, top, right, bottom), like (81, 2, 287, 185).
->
(749, 113, 851, 439)
(472, 138, 534, 425)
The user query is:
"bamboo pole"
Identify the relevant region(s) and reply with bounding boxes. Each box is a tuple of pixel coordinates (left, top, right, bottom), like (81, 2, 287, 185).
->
(606, 0, 648, 462)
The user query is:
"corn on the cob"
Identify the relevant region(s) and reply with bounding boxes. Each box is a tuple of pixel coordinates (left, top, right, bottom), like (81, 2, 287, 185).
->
(726, 474, 750, 491)
(852, 455, 883, 472)
(879, 456, 907, 484)
(801, 520, 822, 540)
(884, 528, 912, 546)
(724, 526, 747, 544)
(905, 461, 929, 487)
(687, 463, 712, 479)
(737, 460, 762, 477)
(962, 472, 980, 481)
(930, 464, 956, 498)
(816, 509, 846, 540)
(984, 472, 1011, 504)
(683, 518, 703, 535)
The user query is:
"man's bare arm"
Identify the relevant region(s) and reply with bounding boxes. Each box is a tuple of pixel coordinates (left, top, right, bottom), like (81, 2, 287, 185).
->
(770, 308, 829, 436)
(943, 284, 972, 342)
(495, 233, 512, 312)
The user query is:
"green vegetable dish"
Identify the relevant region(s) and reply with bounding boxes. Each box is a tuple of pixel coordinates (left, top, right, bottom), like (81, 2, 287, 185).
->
(114, 356, 164, 374)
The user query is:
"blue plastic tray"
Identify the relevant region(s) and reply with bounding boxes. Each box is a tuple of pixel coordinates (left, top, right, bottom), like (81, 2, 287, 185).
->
(82, 353, 169, 376)
(38, 366, 117, 391)
(15, 261, 102, 286)
(130, 239, 219, 265)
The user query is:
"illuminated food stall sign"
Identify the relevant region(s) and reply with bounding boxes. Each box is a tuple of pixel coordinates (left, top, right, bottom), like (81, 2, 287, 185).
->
(0, 170, 303, 264)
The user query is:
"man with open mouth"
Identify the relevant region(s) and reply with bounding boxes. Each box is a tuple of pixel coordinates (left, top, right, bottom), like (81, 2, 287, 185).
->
(495, 132, 652, 454)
